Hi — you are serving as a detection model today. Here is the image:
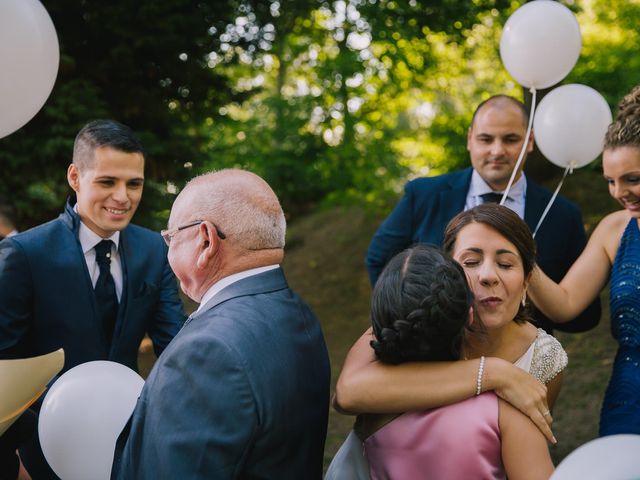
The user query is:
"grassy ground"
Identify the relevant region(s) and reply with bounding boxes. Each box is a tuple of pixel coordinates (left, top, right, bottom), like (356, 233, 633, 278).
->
(138, 166, 622, 469)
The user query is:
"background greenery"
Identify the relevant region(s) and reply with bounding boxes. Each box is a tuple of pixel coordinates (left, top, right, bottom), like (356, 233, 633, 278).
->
(4, 0, 639, 471)
(4, 0, 639, 228)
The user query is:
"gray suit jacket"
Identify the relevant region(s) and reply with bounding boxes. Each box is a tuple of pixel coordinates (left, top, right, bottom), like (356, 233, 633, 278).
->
(113, 267, 331, 479)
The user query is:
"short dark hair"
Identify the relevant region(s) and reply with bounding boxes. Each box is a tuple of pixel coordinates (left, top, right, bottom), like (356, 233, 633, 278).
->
(604, 85, 640, 150)
(72, 119, 145, 171)
(370, 244, 474, 364)
(442, 203, 536, 324)
(471, 95, 529, 129)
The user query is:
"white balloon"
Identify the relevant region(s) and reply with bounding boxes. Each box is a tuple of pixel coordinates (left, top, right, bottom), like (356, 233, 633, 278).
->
(0, 0, 59, 139)
(551, 434, 640, 479)
(500, 0, 581, 89)
(533, 84, 612, 169)
(39, 361, 144, 480)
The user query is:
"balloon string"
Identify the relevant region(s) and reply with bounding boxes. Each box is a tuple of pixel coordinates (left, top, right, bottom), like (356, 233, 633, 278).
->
(501, 87, 537, 205)
(533, 165, 571, 238)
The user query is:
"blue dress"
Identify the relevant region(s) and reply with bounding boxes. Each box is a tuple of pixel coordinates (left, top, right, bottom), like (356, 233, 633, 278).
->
(600, 218, 640, 436)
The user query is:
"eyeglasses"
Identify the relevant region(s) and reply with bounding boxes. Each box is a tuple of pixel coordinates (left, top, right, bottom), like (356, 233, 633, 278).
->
(161, 220, 226, 246)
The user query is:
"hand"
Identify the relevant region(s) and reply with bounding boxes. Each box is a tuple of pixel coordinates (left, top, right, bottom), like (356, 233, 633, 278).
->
(17, 454, 32, 480)
(485, 357, 556, 444)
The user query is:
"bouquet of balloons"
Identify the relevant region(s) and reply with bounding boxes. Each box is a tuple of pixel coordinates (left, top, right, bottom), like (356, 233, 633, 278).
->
(498, 0, 613, 235)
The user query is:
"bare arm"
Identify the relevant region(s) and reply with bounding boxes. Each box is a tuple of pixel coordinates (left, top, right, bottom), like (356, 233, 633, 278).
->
(546, 371, 563, 411)
(500, 399, 554, 480)
(528, 214, 618, 322)
(335, 328, 555, 443)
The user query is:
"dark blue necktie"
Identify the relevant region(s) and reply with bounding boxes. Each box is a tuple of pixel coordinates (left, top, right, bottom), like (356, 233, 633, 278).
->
(480, 192, 505, 204)
(94, 240, 118, 344)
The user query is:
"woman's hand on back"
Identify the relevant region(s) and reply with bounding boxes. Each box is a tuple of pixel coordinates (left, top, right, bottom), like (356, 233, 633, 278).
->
(485, 357, 556, 444)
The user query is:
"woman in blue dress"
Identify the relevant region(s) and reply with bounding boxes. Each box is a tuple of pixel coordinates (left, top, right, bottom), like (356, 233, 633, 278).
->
(528, 85, 640, 436)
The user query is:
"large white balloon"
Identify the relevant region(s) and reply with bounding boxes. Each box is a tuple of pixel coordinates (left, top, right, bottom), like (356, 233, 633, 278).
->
(533, 84, 612, 169)
(0, 0, 59, 139)
(500, 0, 581, 89)
(39, 361, 144, 480)
(551, 434, 640, 479)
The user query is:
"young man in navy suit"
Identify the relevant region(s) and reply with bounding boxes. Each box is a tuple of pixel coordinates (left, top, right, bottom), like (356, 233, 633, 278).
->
(0, 120, 186, 479)
(366, 95, 600, 333)
(113, 169, 330, 479)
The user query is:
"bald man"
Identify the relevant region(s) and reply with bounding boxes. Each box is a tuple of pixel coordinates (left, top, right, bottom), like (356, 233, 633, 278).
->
(113, 169, 330, 479)
(366, 95, 601, 334)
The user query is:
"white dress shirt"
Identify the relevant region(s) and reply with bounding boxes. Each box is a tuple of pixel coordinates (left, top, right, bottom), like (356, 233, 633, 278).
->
(465, 169, 527, 219)
(77, 222, 123, 301)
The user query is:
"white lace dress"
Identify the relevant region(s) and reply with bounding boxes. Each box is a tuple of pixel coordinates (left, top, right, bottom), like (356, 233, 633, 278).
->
(514, 328, 568, 383)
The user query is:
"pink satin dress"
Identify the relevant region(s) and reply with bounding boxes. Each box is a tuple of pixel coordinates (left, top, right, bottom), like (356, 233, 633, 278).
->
(364, 392, 505, 479)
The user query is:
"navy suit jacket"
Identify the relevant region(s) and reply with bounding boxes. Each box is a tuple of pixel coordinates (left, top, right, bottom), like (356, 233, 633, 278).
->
(366, 168, 601, 333)
(113, 267, 331, 479)
(0, 199, 186, 372)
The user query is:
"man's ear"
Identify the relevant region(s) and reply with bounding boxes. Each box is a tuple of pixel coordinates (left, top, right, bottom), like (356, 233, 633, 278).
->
(466, 127, 473, 151)
(196, 222, 218, 269)
(526, 129, 535, 153)
(67, 164, 80, 192)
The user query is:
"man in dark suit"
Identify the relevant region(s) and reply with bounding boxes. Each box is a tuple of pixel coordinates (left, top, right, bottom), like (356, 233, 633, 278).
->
(112, 169, 330, 479)
(0, 120, 186, 479)
(366, 95, 600, 333)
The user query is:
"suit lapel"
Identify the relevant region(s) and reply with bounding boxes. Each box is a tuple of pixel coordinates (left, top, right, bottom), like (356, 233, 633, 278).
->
(110, 228, 131, 354)
(118, 229, 130, 310)
(523, 181, 550, 233)
(435, 169, 472, 243)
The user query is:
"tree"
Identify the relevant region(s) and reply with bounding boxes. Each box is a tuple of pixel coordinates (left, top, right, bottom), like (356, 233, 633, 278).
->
(0, 0, 241, 229)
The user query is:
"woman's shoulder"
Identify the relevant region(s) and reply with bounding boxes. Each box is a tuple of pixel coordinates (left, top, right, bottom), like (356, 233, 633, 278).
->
(593, 210, 634, 260)
(597, 209, 632, 231)
(529, 328, 568, 384)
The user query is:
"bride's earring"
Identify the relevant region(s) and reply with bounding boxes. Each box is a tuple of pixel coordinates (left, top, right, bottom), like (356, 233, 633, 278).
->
(521, 293, 527, 307)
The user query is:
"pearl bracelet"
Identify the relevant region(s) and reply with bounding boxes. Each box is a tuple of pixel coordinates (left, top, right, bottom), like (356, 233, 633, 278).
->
(476, 356, 485, 396)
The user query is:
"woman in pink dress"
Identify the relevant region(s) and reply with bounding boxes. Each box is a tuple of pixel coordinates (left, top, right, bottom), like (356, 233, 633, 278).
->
(327, 205, 564, 478)
(361, 244, 553, 479)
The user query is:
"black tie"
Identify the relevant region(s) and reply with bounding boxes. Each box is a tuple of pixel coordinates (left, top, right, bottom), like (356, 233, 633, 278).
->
(94, 240, 118, 344)
(480, 192, 505, 204)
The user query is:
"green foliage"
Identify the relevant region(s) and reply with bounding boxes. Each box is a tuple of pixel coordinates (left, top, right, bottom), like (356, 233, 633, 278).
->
(3, 0, 639, 226)
(1, 0, 241, 229)
(193, 0, 518, 215)
(569, 0, 640, 109)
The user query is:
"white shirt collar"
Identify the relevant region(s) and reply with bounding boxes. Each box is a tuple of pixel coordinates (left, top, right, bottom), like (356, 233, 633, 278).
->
(468, 169, 527, 200)
(75, 204, 120, 252)
(465, 169, 527, 219)
(196, 264, 280, 313)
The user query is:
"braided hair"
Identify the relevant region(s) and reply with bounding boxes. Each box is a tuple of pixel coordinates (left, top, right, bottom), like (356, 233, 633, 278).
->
(604, 85, 640, 150)
(370, 244, 474, 364)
